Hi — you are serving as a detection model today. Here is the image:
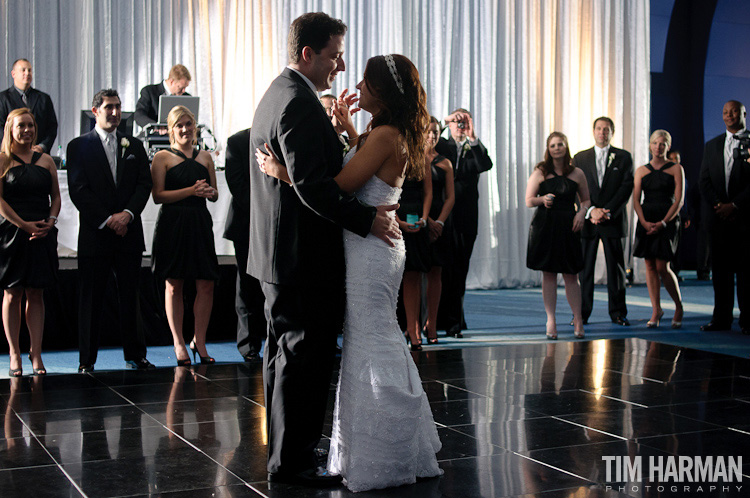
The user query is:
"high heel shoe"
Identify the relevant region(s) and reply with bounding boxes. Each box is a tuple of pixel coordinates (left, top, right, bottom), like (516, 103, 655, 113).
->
(574, 330, 585, 339)
(647, 311, 665, 328)
(175, 346, 191, 367)
(189, 341, 215, 364)
(410, 341, 422, 351)
(423, 327, 439, 345)
(8, 367, 22, 377)
(672, 307, 684, 329)
(28, 354, 46, 376)
(545, 323, 557, 340)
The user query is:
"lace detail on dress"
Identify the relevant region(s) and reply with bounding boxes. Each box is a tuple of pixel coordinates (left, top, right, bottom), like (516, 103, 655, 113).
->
(327, 148, 442, 492)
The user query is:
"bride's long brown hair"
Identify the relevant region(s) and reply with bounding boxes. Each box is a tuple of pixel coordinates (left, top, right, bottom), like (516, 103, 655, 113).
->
(356, 54, 429, 180)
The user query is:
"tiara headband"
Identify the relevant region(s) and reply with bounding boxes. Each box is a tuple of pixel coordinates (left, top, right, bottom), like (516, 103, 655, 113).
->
(384, 55, 405, 95)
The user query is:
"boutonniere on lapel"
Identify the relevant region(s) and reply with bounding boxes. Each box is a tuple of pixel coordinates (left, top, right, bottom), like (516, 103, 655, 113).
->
(120, 137, 129, 158)
(461, 141, 472, 157)
(339, 134, 350, 155)
(607, 152, 615, 168)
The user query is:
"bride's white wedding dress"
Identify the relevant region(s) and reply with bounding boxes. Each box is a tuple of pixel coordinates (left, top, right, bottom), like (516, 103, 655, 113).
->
(327, 150, 443, 492)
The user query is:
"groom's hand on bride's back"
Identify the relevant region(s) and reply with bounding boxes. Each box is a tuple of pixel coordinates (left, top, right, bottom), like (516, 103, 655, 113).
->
(372, 204, 401, 247)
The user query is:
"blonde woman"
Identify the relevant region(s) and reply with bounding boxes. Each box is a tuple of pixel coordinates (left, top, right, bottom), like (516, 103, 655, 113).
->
(0, 108, 60, 376)
(633, 130, 685, 328)
(151, 105, 219, 365)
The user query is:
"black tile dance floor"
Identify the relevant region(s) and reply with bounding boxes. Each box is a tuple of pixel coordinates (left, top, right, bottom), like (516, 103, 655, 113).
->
(1, 338, 749, 497)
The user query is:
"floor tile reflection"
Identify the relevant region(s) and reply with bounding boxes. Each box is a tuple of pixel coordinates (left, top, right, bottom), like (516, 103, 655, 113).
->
(0, 338, 747, 497)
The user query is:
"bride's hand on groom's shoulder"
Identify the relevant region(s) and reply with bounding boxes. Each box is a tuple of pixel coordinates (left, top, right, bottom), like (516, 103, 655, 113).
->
(371, 204, 402, 247)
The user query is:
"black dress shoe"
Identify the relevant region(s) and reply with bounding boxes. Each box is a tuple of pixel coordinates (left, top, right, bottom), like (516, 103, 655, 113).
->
(268, 467, 342, 488)
(446, 328, 464, 338)
(125, 358, 156, 370)
(612, 317, 630, 326)
(78, 364, 94, 373)
(701, 321, 731, 332)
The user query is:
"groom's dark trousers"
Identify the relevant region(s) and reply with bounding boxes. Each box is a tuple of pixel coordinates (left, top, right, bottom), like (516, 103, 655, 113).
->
(247, 68, 375, 475)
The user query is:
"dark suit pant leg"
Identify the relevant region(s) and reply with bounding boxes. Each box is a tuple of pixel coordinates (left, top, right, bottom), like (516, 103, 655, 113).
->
(439, 230, 476, 333)
(697, 226, 712, 276)
(114, 253, 147, 361)
(78, 256, 111, 366)
(233, 239, 265, 356)
(580, 236, 600, 322)
(739, 248, 750, 329)
(260, 281, 340, 475)
(710, 230, 738, 326)
(601, 237, 628, 320)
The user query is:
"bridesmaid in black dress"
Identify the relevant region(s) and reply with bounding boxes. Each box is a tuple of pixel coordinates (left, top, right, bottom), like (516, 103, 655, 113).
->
(0, 108, 60, 376)
(151, 106, 219, 365)
(525, 132, 590, 339)
(633, 130, 684, 328)
(424, 117, 454, 345)
(396, 146, 431, 350)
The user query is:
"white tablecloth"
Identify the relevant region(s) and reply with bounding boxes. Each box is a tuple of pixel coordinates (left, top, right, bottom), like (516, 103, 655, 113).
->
(56, 170, 235, 257)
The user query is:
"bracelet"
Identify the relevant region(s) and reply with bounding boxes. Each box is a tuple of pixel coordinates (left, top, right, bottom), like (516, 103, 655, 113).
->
(435, 220, 444, 227)
(660, 220, 667, 228)
(48, 215, 58, 225)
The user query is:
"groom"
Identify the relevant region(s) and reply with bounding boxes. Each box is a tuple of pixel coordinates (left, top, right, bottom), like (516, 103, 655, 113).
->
(248, 12, 400, 487)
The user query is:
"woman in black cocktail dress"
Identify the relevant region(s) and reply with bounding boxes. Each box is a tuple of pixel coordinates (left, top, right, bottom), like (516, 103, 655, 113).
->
(0, 108, 60, 376)
(633, 130, 684, 328)
(423, 117, 454, 345)
(526, 132, 590, 339)
(151, 106, 219, 365)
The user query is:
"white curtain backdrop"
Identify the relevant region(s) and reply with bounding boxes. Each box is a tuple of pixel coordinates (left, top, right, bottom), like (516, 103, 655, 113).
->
(0, 0, 650, 288)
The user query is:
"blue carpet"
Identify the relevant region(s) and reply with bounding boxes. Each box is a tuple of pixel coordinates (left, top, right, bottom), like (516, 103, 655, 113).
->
(3, 272, 748, 378)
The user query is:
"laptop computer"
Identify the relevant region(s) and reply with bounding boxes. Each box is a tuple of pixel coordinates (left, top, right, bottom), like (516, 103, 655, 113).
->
(157, 95, 200, 123)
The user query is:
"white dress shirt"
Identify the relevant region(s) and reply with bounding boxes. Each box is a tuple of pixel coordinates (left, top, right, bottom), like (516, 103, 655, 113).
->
(724, 128, 745, 195)
(594, 144, 610, 186)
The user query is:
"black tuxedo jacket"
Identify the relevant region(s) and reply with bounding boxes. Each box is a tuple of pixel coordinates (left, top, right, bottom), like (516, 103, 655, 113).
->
(0, 86, 58, 152)
(434, 137, 493, 236)
(573, 146, 634, 238)
(247, 68, 375, 285)
(223, 128, 250, 243)
(699, 133, 750, 234)
(66, 130, 152, 257)
(134, 82, 191, 127)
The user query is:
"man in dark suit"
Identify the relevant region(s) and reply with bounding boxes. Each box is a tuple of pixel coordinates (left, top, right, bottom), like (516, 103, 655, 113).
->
(0, 58, 58, 153)
(67, 89, 154, 372)
(573, 116, 633, 326)
(435, 108, 493, 338)
(248, 12, 399, 487)
(223, 127, 265, 362)
(134, 64, 191, 130)
(699, 100, 750, 334)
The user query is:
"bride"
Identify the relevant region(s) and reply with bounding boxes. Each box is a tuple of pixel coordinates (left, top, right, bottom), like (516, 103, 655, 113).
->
(256, 54, 442, 492)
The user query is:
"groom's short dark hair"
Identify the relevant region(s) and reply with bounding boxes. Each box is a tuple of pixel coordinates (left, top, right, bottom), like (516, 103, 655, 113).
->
(288, 12, 347, 64)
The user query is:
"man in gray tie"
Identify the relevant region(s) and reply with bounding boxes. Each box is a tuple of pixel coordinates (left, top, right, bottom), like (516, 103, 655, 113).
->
(0, 58, 58, 153)
(573, 117, 634, 325)
(67, 89, 154, 372)
(699, 100, 750, 334)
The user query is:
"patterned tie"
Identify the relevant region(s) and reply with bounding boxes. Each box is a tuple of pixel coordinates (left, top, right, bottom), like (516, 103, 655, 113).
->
(725, 136, 735, 195)
(597, 150, 606, 186)
(105, 134, 117, 184)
